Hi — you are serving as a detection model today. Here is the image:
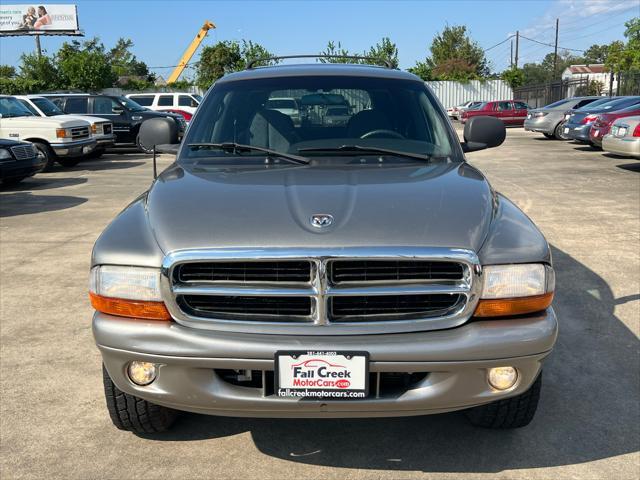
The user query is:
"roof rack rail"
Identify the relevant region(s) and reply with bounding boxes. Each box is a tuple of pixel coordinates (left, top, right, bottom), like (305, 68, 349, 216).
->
(246, 54, 394, 70)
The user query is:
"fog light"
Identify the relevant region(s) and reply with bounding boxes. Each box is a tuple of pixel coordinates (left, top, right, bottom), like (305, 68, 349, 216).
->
(127, 361, 157, 386)
(488, 366, 518, 390)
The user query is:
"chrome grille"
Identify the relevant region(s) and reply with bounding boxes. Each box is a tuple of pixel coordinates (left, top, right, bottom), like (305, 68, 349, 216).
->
(71, 126, 90, 139)
(10, 145, 36, 160)
(162, 247, 482, 335)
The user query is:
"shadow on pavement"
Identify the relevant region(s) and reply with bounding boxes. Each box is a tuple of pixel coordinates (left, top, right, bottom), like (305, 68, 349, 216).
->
(616, 162, 640, 172)
(572, 145, 598, 152)
(0, 192, 87, 217)
(0, 176, 88, 192)
(140, 245, 639, 474)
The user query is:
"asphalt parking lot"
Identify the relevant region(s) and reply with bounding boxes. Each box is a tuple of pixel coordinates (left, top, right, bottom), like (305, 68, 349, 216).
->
(1, 130, 638, 480)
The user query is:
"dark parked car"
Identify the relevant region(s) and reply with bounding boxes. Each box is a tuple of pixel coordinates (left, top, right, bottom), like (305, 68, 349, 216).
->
(589, 104, 640, 147)
(460, 100, 530, 126)
(564, 96, 640, 143)
(0, 138, 45, 185)
(524, 96, 601, 139)
(90, 60, 557, 434)
(43, 94, 186, 152)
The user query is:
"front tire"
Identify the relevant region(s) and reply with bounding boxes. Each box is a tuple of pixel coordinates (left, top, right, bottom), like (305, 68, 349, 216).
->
(543, 133, 555, 139)
(102, 365, 178, 434)
(57, 158, 81, 168)
(34, 142, 56, 172)
(465, 372, 542, 429)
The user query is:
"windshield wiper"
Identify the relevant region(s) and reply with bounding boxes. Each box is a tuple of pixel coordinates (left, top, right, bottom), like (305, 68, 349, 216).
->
(188, 142, 310, 165)
(298, 145, 433, 162)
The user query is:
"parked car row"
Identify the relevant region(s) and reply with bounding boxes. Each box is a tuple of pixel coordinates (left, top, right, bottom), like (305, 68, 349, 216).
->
(0, 92, 190, 185)
(525, 95, 640, 158)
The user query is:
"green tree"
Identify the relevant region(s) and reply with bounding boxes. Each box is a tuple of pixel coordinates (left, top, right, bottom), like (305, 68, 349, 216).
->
(365, 37, 399, 68)
(606, 18, 640, 73)
(319, 41, 353, 63)
(108, 37, 154, 82)
(195, 41, 242, 89)
(166, 79, 194, 90)
(56, 38, 116, 90)
(18, 52, 60, 89)
(414, 25, 489, 81)
(407, 61, 433, 80)
(241, 40, 276, 68)
(0, 65, 17, 78)
(501, 67, 525, 88)
(583, 44, 611, 64)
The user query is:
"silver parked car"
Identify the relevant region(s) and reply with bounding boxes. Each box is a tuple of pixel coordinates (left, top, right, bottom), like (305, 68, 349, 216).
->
(90, 60, 557, 434)
(524, 96, 602, 139)
(602, 115, 640, 158)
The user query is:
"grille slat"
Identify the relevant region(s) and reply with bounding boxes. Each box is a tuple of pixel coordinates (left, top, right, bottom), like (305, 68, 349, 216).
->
(331, 294, 462, 320)
(176, 261, 312, 283)
(179, 295, 312, 318)
(9, 145, 36, 160)
(330, 260, 463, 283)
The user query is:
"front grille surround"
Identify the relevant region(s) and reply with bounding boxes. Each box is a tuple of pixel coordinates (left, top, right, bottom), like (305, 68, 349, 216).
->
(70, 126, 90, 139)
(161, 247, 482, 335)
(10, 145, 36, 160)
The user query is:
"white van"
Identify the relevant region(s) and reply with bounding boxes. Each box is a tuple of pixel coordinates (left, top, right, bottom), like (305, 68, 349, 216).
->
(126, 92, 202, 115)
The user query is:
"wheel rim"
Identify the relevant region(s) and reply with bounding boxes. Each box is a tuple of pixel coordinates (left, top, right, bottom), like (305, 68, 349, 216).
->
(556, 122, 568, 140)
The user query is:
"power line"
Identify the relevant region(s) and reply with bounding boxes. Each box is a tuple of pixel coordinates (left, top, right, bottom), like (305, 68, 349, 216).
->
(519, 34, 584, 53)
(484, 35, 515, 52)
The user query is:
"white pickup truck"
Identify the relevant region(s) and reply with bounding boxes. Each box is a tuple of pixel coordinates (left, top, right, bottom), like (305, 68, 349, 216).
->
(0, 95, 96, 171)
(16, 95, 115, 159)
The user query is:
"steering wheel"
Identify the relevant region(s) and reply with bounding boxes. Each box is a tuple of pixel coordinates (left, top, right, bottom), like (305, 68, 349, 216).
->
(360, 129, 405, 139)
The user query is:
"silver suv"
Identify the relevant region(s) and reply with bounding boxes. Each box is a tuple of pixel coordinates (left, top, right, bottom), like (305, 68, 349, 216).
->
(91, 59, 557, 433)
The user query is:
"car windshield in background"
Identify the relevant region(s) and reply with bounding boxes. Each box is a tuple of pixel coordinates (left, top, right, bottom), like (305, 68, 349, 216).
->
(595, 96, 640, 111)
(117, 96, 147, 112)
(575, 97, 620, 111)
(544, 99, 571, 109)
(0, 97, 35, 118)
(182, 75, 459, 164)
(31, 97, 66, 116)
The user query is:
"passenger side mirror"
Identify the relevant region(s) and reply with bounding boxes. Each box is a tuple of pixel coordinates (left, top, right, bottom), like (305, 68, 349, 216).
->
(139, 117, 181, 179)
(462, 116, 506, 153)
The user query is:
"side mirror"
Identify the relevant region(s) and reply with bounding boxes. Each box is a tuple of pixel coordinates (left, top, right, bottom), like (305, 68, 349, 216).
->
(112, 106, 124, 114)
(138, 117, 180, 151)
(462, 116, 506, 153)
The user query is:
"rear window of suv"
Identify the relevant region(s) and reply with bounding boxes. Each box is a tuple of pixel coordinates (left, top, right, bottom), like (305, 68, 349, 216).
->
(182, 75, 460, 163)
(130, 95, 154, 106)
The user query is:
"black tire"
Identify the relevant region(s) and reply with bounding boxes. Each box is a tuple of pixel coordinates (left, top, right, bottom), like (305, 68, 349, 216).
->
(34, 142, 56, 172)
(465, 372, 542, 429)
(102, 365, 178, 434)
(87, 148, 104, 159)
(543, 133, 555, 139)
(554, 122, 569, 140)
(57, 157, 81, 168)
(136, 134, 153, 154)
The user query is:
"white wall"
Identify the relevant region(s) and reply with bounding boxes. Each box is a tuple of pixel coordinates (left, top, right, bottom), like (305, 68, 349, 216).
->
(425, 80, 513, 109)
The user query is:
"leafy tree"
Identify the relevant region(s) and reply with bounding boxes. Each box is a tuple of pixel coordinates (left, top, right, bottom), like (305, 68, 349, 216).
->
(18, 52, 60, 90)
(241, 40, 276, 68)
(195, 41, 242, 89)
(167, 79, 194, 90)
(319, 41, 354, 63)
(583, 44, 611, 64)
(606, 17, 640, 73)
(414, 25, 489, 81)
(0, 65, 16, 78)
(407, 61, 433, 80)
(56, 38, 116, 90)
(501, 67, 525, 88)
(108, 37, 154, 82)
(365, 37, 399, 68)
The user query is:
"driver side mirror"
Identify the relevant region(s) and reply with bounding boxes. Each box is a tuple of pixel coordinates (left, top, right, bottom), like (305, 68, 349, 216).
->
(462, 116, 506, 153)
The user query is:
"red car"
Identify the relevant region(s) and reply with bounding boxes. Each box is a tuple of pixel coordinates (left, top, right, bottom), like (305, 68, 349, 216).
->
(589, 104, 640, 147)
(159, 108, 193, 123)
(461, 100, 530, 126)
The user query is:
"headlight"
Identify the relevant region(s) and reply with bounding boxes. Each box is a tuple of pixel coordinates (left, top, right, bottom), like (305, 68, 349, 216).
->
(475, 264, 554, 317)
(89, 266, 170, 320)
(0, 148, 11, 160)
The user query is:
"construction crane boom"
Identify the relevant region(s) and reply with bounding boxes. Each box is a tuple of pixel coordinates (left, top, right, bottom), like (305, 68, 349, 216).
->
(167, 20, 215, 84)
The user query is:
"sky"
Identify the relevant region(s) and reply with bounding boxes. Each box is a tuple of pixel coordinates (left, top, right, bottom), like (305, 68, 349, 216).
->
(1, 0, 637, 79)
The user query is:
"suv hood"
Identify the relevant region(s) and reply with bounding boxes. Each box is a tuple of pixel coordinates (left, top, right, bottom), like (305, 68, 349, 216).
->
(1, 116, 88, 128)
(146, 161, 495, 253)
(58, 114, 111, 125)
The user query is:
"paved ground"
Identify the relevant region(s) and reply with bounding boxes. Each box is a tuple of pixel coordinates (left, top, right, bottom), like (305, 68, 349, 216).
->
(1, 132, 638, 480)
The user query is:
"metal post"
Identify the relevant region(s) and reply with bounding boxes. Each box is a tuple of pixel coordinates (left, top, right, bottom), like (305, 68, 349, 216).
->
(510, 40, 513, 68)
(609, 71, 614, 97)
(34, 34, 42, 58)
(553, 18, 559, 79)
(515, 31, 519, 68)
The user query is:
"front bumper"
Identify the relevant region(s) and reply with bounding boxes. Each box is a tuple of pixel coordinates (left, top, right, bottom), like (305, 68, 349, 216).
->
(94, 308, 558, 418)
(565, 123, 592, 142)
(95, 134, 116, 147)
(50, 138, 97, 157)
(0, 155, 46, 180)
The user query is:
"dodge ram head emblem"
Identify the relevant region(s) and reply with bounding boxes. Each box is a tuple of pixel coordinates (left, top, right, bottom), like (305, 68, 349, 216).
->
(310, 214, 334, 228)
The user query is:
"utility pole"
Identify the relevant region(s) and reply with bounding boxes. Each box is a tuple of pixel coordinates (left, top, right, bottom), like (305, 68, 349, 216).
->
(510, 40, 513, 68)
(515, 31, 519, 68)
(34, 34, 42, 58)
(553, 18, 559, 79)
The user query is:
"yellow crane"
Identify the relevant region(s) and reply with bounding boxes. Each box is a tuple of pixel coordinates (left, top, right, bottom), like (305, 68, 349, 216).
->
(167, 20, 216, 84)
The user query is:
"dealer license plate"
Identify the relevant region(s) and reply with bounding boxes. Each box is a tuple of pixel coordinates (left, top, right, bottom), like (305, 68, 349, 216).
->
(617, 127, 628, 137)
(564, 127, 570, 134)
(275, 351, 369, 399)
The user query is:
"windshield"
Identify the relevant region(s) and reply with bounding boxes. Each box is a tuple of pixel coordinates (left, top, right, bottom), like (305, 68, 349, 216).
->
(31, 97, 65, 116)
(0, 97, 35, 118)
(595, 96, 640, 111)
(576, 97, 617, 111)
(544, 99, 571, 109)
(116, 96, 147, 112)
(182, 75, 459, 164)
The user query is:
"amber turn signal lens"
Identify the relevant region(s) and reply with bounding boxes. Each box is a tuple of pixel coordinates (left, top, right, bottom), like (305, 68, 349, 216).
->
(56, 128, 68, 139)
(474, 292, 554, 317)
(89, 292, 171, 320)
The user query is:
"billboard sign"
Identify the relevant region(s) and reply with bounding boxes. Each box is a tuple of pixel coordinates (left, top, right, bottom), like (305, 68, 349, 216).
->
(0, 4, 80, 35)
